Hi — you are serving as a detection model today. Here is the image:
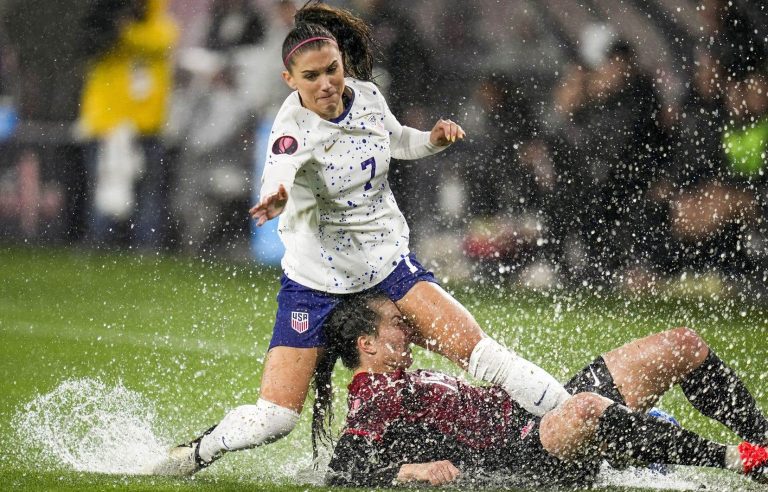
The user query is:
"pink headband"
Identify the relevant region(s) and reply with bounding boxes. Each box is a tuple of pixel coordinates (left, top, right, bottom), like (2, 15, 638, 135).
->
(283, 36, 338, 67)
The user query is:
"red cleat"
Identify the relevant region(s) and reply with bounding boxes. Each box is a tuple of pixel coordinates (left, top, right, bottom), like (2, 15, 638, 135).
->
(739, 441, 768, 482)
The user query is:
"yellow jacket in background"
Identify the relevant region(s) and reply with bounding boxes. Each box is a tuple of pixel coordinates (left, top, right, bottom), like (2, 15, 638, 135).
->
(80, 0, 178, 137)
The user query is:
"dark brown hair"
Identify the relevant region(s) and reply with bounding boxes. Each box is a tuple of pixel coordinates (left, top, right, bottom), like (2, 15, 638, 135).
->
(311, 290, 387, 461)
(282, 1, 375, 81)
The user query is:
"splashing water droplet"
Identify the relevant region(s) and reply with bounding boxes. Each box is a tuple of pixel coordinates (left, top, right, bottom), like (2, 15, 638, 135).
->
(12, 378, 169, 474)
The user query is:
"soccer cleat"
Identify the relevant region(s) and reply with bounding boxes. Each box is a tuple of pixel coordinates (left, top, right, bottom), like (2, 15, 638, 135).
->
(148, 426, 216, 476)
(149, 444, 200, 476)
(739, 441, 768, 482)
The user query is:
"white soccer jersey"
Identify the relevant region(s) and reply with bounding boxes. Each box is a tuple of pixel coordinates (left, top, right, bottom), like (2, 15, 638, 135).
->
(259, 78, 446, 293)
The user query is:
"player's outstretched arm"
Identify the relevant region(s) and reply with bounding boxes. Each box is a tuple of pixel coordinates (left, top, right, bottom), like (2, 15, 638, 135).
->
(249, 184, 288, 226)
(379, 89, 463, 159)
(429, 118, 466, 146)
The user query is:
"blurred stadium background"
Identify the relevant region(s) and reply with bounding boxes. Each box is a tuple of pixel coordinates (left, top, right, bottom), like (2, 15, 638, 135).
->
(0, 0, 767, 294)
(2, 2, 768, 489)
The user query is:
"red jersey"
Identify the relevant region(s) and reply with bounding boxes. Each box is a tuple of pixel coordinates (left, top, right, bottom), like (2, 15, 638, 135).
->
(327, 369, 551, 487)
(344, 369, 522, 448)
(326, 363, 614, 487)
(326, 370, 599, 487)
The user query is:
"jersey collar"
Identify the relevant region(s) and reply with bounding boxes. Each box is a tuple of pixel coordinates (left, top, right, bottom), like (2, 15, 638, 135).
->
(348, 368, 405, 394)
(329, 86, 355, 124)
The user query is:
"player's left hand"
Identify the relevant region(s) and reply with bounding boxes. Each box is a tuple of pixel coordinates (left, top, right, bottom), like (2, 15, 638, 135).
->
(430, 118, 465, 146)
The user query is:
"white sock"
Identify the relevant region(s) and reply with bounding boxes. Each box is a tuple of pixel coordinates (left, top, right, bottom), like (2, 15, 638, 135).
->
(468, 337, 570, 416)
(197, 398, 300, 463)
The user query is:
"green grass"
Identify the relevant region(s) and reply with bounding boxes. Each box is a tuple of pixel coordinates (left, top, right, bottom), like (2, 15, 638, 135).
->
(1, 247, 767, 491)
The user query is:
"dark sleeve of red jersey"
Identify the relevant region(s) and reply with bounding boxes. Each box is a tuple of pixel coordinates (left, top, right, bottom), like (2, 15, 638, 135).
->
(325, 433, 403, 487)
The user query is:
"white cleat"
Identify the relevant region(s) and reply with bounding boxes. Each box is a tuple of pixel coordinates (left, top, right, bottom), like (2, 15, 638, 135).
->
(148, 444, 203, 476)
(145, 425, 217, 476)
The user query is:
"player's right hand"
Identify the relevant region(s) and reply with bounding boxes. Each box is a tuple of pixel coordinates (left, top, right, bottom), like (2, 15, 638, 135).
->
(249, 184, 288, 226)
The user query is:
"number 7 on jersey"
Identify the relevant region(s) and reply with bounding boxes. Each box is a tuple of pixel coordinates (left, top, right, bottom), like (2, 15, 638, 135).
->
(361, 157, 376, 191)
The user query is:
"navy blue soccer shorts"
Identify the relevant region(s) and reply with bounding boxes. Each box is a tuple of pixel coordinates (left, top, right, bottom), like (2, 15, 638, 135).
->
(268, 253, 437, 350)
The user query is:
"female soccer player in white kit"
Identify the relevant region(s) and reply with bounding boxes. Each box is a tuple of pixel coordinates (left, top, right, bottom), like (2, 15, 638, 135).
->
(151, 2, 570, 475)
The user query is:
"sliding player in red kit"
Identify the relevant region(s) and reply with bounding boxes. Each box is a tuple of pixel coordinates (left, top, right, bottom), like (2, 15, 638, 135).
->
(317, 291, 768, 487)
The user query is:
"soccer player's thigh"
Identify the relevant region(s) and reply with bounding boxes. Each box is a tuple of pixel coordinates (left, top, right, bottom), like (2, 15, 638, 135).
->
(602, 327, 708, 411)
(260, 346, 321, 413)
(395, 281, 483, 367)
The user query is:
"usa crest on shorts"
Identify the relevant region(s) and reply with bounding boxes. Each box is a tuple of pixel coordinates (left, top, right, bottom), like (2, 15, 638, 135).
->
(290, 311, 309, 333)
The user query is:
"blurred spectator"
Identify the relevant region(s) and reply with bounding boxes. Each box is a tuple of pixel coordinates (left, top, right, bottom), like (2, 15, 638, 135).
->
(660, 0, 768, 277)
(460, 74, 548, 268)
(671, 49, 728, 192)
(721, 73, 767, 267)
(3, 0, 89, 241)
(354, 0, 437, 115)
(231, 0, 296, 116)
(461, 74, 530, 216)
(698, 0, 766, 79)
(546, 39, 667, 284)
(3, 0, 84, 122)
(78, 0, 178, 249)
(353, 0, 441, 230)
(167, 0, 295, 254)
(206, 0, 265, 51)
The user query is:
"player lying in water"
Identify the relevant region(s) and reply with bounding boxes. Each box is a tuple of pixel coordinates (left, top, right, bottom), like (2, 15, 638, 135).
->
(319, 291, 768, 487)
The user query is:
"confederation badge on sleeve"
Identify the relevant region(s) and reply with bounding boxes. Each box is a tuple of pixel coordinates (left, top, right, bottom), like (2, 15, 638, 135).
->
(272, 135, 298, 155)
(290, 311, 309, 333)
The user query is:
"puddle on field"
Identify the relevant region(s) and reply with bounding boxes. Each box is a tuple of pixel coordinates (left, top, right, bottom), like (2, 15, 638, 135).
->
(11, 378, 766, 491)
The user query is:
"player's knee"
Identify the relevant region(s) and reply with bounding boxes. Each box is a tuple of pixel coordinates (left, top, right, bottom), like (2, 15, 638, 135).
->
(538, 413, 561, 456)
(566, 392, 608, 423)
(667, 327, 708, 366)
(539, 393, 607, 459)
(540, 394, 605, 443)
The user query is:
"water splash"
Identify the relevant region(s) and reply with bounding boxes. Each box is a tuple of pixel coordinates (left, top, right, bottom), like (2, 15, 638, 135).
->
(12, 378, 169, 474)
(9, 378, 764, 491)
(596, 463, 765, 492)
(596, 465, 699, 491)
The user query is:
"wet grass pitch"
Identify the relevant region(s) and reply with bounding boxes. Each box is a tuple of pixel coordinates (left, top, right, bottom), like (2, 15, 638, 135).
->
(1, 247, 766, 491)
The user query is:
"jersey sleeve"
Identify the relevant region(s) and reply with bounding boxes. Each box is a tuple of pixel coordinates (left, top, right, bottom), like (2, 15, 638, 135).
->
(325, 433, 402, 487)
(258, 109, 313, 200)
(378, 90, 447, 161)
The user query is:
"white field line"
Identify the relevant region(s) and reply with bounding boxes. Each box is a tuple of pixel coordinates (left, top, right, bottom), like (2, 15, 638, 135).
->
(1, 320, 261, 357)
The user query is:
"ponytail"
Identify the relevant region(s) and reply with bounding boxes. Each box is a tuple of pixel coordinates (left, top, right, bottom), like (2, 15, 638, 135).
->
(311, 348, 338, 463)
(310, 290, 388, 461)
(283, 1, 376, 81)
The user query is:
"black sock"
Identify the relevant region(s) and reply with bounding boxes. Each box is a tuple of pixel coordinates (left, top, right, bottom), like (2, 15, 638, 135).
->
(597, 403, 726, 468)
(680, 350, 768, 444)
